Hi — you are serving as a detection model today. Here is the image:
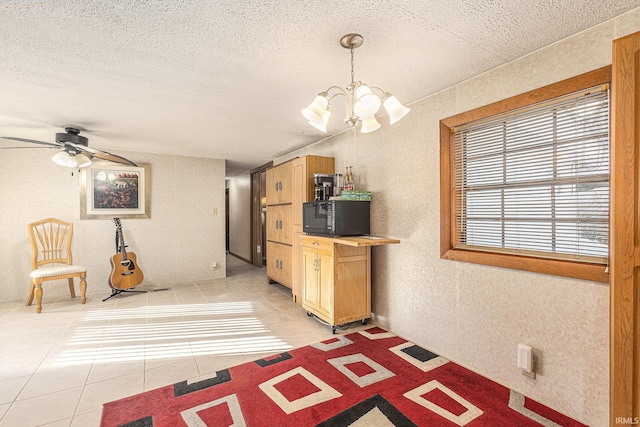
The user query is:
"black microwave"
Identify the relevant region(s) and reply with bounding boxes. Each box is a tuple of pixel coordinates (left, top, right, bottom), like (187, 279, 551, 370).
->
(303, 200, 370, 236)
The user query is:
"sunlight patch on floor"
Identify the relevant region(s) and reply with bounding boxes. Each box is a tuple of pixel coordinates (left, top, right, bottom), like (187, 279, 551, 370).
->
(54, 302, 291, 366)
(81, 302, 254, 320)
(68, 318, 268, 345)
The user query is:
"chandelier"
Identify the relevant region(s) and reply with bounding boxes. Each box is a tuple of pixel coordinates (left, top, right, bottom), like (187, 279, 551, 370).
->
(301, 34, 410, 134)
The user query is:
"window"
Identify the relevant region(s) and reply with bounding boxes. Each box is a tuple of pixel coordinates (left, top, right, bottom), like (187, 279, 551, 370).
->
(440, 67, 611, 283)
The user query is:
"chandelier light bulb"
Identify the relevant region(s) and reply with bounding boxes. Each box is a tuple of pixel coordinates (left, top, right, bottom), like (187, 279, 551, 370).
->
(353, 85, 381, 118)
(383, 95, 411, 125)
(308, 107, 331, 132)
(301, 95, 329, 128)
(360, 115, 381, 133)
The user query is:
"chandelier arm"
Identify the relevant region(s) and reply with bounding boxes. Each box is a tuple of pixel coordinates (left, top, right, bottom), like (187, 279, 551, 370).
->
(369, 86, 389, 97)
(323, 86, 356, 124)
(323, 86, 348, 98)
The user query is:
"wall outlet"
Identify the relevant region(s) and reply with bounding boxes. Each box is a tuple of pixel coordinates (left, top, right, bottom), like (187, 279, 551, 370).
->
(517, 343, 537, 379)
(517, 344, 532, 372)
(211, 261, 217, 271)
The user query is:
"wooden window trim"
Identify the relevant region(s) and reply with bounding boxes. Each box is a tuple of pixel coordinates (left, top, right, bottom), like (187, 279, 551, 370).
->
(440, 66, 611, 283)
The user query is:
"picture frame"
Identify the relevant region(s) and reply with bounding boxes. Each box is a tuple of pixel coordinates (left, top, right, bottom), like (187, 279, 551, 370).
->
(80, 163, 150, 219)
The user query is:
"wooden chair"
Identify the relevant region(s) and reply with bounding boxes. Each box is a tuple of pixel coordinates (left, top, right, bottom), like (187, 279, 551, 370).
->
(27, 218, 87, 313)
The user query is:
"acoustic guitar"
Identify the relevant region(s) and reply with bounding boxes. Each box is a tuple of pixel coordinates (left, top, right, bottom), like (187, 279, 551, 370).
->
(109, 218, 144, 290)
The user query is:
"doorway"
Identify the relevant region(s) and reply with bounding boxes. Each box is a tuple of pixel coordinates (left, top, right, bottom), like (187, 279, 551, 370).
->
(251, 162, 272, 267)
(225, 188, 229, 253)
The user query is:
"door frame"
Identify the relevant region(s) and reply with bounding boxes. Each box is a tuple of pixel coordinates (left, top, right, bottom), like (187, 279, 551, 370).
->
(250, 161, 272, 267)
(610, 31, 640, 425)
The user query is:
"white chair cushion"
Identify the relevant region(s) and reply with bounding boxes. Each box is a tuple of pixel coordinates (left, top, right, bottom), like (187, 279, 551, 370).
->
(30, 264, 86, 279)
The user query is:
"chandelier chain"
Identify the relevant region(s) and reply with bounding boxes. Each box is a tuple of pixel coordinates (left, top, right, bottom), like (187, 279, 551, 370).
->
(350, 45, 355, 86)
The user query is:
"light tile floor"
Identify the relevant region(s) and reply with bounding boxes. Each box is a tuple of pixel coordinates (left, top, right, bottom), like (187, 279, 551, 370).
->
(0, 255, 368, 427)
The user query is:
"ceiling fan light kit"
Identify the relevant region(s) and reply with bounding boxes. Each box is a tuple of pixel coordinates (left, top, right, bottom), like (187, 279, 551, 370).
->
(51, 127, 92, 168)
(301, 33, 410, 133)
(52, 151, 92, 168)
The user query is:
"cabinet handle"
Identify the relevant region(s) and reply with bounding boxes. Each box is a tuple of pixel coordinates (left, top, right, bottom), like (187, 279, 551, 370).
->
(278, 220, 282, 229)
(312, 242, 319, 246)
(279, 260, 283, 270)
(275, 182, 279, 192)
(275, 220, 279, 229)
(278, 181, 283, 191)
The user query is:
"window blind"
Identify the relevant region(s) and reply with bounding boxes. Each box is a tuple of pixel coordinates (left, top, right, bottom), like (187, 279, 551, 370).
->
(453, 85, 609, 263)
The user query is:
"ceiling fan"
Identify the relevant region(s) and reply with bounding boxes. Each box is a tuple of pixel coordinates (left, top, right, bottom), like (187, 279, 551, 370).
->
(0, 126, 137, 168)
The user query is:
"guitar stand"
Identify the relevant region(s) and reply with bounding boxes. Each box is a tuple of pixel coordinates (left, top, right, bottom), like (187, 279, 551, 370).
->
(102, 286, 169, 302)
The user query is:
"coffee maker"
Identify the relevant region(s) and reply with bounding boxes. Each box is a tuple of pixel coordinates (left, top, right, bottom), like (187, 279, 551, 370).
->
(314, 173, 345, 200)
(313, 174, 334, 201)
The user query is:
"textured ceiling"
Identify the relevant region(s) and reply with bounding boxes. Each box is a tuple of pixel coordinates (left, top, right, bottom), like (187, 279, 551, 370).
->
(1, 1, 638, 177)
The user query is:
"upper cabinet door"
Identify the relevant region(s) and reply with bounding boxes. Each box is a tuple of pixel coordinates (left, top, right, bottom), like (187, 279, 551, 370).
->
(266, 162, 293, 206)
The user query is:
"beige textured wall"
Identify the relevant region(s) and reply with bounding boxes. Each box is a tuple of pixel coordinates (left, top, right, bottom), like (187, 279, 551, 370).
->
(227, 170, 252, 261)
(0, 147, 226, 303)
(275, 10, 640, 426)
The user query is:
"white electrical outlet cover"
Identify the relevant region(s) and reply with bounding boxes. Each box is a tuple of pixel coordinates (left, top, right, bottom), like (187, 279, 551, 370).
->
(517, 344, 533, 373)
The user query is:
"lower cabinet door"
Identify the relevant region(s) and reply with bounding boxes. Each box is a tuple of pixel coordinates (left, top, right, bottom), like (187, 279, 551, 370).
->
(267, 241, 292, 288)
(301, 250, 319, 310)
(278, 244, 292, 288)
(301, 249, 333, 322)
(317, 252, 333, 318)
(266, 241, 280, 282)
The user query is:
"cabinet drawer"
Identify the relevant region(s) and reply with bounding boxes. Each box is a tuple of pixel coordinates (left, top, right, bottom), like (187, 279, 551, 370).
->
(301, 236, 333, 253)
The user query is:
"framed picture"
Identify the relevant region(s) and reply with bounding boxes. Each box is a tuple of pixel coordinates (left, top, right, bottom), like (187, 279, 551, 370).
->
(80, 163, 150, 219)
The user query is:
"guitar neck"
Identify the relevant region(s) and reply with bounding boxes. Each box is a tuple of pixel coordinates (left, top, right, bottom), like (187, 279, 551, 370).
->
(117, 227, 129, 261)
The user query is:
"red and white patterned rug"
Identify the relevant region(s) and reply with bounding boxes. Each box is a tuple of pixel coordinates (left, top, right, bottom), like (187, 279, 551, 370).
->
(101, 327, 586, 426)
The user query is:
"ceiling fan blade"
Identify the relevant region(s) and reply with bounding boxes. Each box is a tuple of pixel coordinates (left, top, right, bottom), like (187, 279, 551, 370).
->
(0, 146, 59, 150)
(88, 151, 138, 167)
(0, 137, 61, 148)
(66, 142, 138, 167)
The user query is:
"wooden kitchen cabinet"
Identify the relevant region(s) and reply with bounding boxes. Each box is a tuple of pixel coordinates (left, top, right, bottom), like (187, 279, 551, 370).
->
(300, 235, 400, 333)
(266, 156, 334, 294)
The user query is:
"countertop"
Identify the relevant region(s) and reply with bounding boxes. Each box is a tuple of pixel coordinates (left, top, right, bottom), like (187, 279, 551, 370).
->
(300, 234, 400, 247)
